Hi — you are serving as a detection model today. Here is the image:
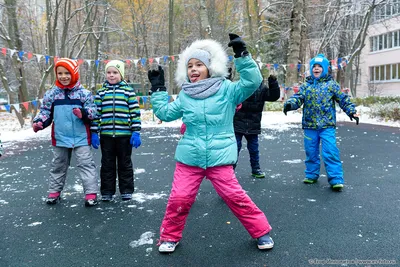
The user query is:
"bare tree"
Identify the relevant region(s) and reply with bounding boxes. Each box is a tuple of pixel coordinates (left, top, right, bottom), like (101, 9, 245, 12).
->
(285, 0, 305, 97)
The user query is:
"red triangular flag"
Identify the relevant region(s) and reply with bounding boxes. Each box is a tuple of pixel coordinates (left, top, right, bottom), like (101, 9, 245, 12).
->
(78, 59, 84, 66)
(22, 102, 29, 111)
(2, 48, 6, 56)
(149, 58, 154, 64)
(27, 52, 33, 60)
(170, 56, 175, 62)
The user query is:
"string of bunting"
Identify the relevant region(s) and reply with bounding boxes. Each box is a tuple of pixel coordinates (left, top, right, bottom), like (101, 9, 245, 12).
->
(1, 47, 350, 71)
(0, 95, 177, 114)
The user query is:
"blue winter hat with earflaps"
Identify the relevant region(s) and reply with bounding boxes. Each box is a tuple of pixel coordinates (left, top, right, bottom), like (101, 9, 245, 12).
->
(309, 54, 329, 79)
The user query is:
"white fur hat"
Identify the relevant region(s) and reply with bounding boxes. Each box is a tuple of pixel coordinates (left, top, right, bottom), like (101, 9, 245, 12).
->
(175, 39, 229, 86)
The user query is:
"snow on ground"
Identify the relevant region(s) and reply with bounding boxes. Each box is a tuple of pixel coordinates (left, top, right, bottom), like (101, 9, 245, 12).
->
(0, 106, 399, 146)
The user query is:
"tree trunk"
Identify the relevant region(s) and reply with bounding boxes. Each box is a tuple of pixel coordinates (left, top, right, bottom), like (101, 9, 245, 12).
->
(168, 0, 175, 94)
(5, 0, 30, 119)
(285, 0, 304, 98)
(199, 0, 212, 38)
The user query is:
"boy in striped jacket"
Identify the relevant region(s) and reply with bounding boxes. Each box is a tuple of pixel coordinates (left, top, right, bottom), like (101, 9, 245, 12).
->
(91, 60, 141, 201)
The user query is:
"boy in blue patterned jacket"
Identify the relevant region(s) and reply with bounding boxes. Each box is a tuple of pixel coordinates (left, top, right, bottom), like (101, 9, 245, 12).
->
(283, 54, 359, 191)
(33, 58, 99, 206)
(91, 60, 141, 202)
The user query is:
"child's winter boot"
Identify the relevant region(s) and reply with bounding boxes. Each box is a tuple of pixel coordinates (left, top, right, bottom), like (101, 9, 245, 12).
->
(257, 233, 274, 250)
(251, 169, 265, 178)
(158, 241, 179, 253)
(85, 193, 98, 207)
(331, 183, 344, 191)
(46, 192, 61, 205)
(121, 193, 132, 201)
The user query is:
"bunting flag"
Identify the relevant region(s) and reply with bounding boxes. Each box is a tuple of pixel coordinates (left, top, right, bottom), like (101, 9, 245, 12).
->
(142, 96, 148, 104)
(0, 46, 351, 75)
(36, 54, 43, 63)
(18, 51, 24, 60)
(31, 100, 38, 108)
(22, 102, 29, 111)
(13, 104, 20, 113)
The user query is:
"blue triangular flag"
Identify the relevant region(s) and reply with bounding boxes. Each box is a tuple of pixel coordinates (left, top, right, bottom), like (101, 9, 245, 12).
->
(18, 51, 24, 60)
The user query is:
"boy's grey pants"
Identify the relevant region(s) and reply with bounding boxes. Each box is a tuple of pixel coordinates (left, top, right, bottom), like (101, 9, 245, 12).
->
(49, 146, 99, 194)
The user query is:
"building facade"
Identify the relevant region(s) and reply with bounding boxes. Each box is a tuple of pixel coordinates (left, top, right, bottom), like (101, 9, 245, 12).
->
(358, 1, 400, 97)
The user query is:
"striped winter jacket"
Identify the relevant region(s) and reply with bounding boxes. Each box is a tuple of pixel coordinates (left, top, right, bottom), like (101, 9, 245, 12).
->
(285, 75, 356, 130)
(91, 80, 141, 136)
(33, 83, 97, 148)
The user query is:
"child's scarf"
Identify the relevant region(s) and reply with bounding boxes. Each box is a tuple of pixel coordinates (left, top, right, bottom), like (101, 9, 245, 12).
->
(182, 77, 224, 99)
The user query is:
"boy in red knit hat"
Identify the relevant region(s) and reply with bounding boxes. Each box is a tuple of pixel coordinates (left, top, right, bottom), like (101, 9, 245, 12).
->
(32, 58, 99, 207)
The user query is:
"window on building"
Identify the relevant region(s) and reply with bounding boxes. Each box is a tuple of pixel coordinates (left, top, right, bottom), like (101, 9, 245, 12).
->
(380, 65, 385, 80)
(398, 63, 400, 79)
(394, 31, 399, 47)
(370, 67, 374, 81)
(378, 35, 383, 50)
(386, 65, 391, 80)
(388, 32, 393, 48)
(383, 34, 388, 49)
(386, 4, 392, 17)
(392, 64, 397, 80)
(369, 37, 374, 52)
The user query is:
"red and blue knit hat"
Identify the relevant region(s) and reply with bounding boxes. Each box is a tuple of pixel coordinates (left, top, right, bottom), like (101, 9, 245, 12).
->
(55, 58, 80, 88)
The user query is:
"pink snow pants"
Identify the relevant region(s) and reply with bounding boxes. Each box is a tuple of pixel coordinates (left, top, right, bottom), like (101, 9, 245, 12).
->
(159, 162, 272, 243)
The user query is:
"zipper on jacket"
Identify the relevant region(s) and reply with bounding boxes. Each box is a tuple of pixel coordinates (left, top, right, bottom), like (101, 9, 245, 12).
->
(112, 85, 116, 137)
(67, 89, 76, 147)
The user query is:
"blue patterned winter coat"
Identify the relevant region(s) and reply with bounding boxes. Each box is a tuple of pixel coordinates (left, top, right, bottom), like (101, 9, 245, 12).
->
(285, 75, 356, 130)
(33, 83, 97, 147)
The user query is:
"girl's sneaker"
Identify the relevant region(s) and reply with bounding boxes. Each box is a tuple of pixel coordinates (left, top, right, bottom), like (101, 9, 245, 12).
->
(257, 233, 274, 250)
(85, 194, 98, 207)
(158, 241, 179, 253)
(46, 192, 61, 205)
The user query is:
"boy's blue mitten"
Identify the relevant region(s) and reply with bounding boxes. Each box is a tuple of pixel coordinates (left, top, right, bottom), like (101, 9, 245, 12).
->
(130, 132, 141, 148)
(91, 133, 100, 149)
(283, 103, 291, 115)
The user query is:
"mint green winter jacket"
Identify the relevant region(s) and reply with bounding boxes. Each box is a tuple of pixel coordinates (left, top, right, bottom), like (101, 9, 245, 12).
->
(151, 56, 262, 169)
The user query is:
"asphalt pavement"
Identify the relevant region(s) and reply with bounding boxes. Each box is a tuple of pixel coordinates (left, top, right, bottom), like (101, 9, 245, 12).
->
(0, 121, 399, 267)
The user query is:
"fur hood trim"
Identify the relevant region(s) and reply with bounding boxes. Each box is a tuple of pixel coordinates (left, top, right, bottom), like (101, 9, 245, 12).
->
(175, 39, 229, 86)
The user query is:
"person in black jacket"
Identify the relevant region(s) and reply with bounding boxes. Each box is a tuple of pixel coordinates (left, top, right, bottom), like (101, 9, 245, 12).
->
(233, 75, 280, 178)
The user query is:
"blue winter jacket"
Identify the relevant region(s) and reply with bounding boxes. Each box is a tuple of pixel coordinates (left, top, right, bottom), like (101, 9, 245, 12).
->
(285, 75, 356, 130)
(151, 56, 262, 169)
(33, 83, 97, 148)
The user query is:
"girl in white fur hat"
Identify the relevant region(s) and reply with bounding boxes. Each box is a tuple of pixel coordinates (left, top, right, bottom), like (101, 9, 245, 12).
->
(148, 34, 274, 253)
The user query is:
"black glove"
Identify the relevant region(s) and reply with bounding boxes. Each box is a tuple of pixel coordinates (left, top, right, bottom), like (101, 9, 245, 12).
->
(265, 75, 280, 102)
(349, 114, 359, 125)
(148, 66, 166, 93)
(283, 103, 291, 115)
(228, 33, 248, 58)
